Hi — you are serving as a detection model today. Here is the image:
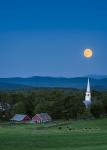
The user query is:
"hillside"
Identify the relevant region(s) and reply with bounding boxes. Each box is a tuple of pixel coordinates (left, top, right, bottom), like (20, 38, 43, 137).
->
(0, 118, 107, 150)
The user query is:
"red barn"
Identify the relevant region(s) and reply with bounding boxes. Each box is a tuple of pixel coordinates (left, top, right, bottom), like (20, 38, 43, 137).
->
(32, 113, 52, 123)
(10, 114, 31, 122)
(32, 114, 42, 123)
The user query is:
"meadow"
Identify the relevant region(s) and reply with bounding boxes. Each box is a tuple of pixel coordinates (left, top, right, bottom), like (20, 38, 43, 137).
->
(0, 118, 107, 150)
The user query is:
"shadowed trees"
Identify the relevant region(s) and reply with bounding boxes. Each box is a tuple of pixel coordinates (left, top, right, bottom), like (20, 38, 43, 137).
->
(91, 101, 104, 118)
(0, 89, 106, 120)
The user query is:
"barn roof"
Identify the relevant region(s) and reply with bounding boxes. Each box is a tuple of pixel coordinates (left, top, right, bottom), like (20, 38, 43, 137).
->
(11, 114, 29, 121)
(32, 113, 52, 122)
(40, 113, 51, 119)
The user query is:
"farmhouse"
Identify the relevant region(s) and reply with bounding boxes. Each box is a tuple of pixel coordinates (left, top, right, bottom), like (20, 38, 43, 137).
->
(10, 114, 31, 122)
(32, 113, 52, 123)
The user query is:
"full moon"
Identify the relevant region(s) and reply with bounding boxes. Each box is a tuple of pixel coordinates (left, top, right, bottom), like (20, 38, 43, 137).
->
(84, 49, 93, 58)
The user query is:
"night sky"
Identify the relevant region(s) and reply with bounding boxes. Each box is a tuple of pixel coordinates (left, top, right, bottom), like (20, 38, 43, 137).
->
(0, 0, 107, 77)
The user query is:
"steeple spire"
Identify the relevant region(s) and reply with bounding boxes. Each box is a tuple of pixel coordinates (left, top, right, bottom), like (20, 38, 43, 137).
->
(83, 78, 92, 108)
(87, 78, 90, 92)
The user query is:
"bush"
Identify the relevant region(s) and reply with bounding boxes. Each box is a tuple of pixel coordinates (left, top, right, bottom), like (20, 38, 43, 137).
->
(58, 126, 62, 130)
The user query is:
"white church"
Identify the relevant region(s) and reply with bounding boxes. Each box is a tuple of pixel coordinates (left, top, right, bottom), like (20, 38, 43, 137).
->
(83, 78, 92, 108)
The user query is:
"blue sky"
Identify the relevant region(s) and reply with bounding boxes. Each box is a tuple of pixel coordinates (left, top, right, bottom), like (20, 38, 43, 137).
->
(0, 0, 107, 77)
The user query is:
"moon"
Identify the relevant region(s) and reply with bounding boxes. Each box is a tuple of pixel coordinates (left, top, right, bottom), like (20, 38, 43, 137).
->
(84, 49, 93, 58)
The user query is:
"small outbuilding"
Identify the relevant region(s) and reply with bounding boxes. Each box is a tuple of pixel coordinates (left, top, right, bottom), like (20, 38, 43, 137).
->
(10, 114, 31, 122)
(32, 113, 52, 123)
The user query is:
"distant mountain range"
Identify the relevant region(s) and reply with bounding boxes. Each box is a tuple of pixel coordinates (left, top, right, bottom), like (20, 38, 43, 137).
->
(0, 75, 107, 91)
(86, 75, 107, 79)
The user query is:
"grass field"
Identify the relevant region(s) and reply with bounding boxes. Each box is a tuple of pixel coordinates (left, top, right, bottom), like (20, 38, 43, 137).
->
(0, 118, 107, 150)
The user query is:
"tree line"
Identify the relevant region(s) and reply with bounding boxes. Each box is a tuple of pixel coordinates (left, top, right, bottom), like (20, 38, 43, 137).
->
(0, 88, 107, 121)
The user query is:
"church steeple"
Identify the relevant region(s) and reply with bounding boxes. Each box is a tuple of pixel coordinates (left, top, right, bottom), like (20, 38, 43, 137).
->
(83, 78, 92, 108)
(85, 78, 91, 102)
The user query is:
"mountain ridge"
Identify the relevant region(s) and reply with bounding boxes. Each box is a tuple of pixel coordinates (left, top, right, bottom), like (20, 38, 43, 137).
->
(0, 76, 107, 90)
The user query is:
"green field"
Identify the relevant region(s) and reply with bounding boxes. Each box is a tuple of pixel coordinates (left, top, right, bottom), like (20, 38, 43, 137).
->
(0, 118, 107, 150)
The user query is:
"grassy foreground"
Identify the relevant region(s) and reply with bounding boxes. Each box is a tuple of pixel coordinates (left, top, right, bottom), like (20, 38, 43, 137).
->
(0, 118, 107, 150)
